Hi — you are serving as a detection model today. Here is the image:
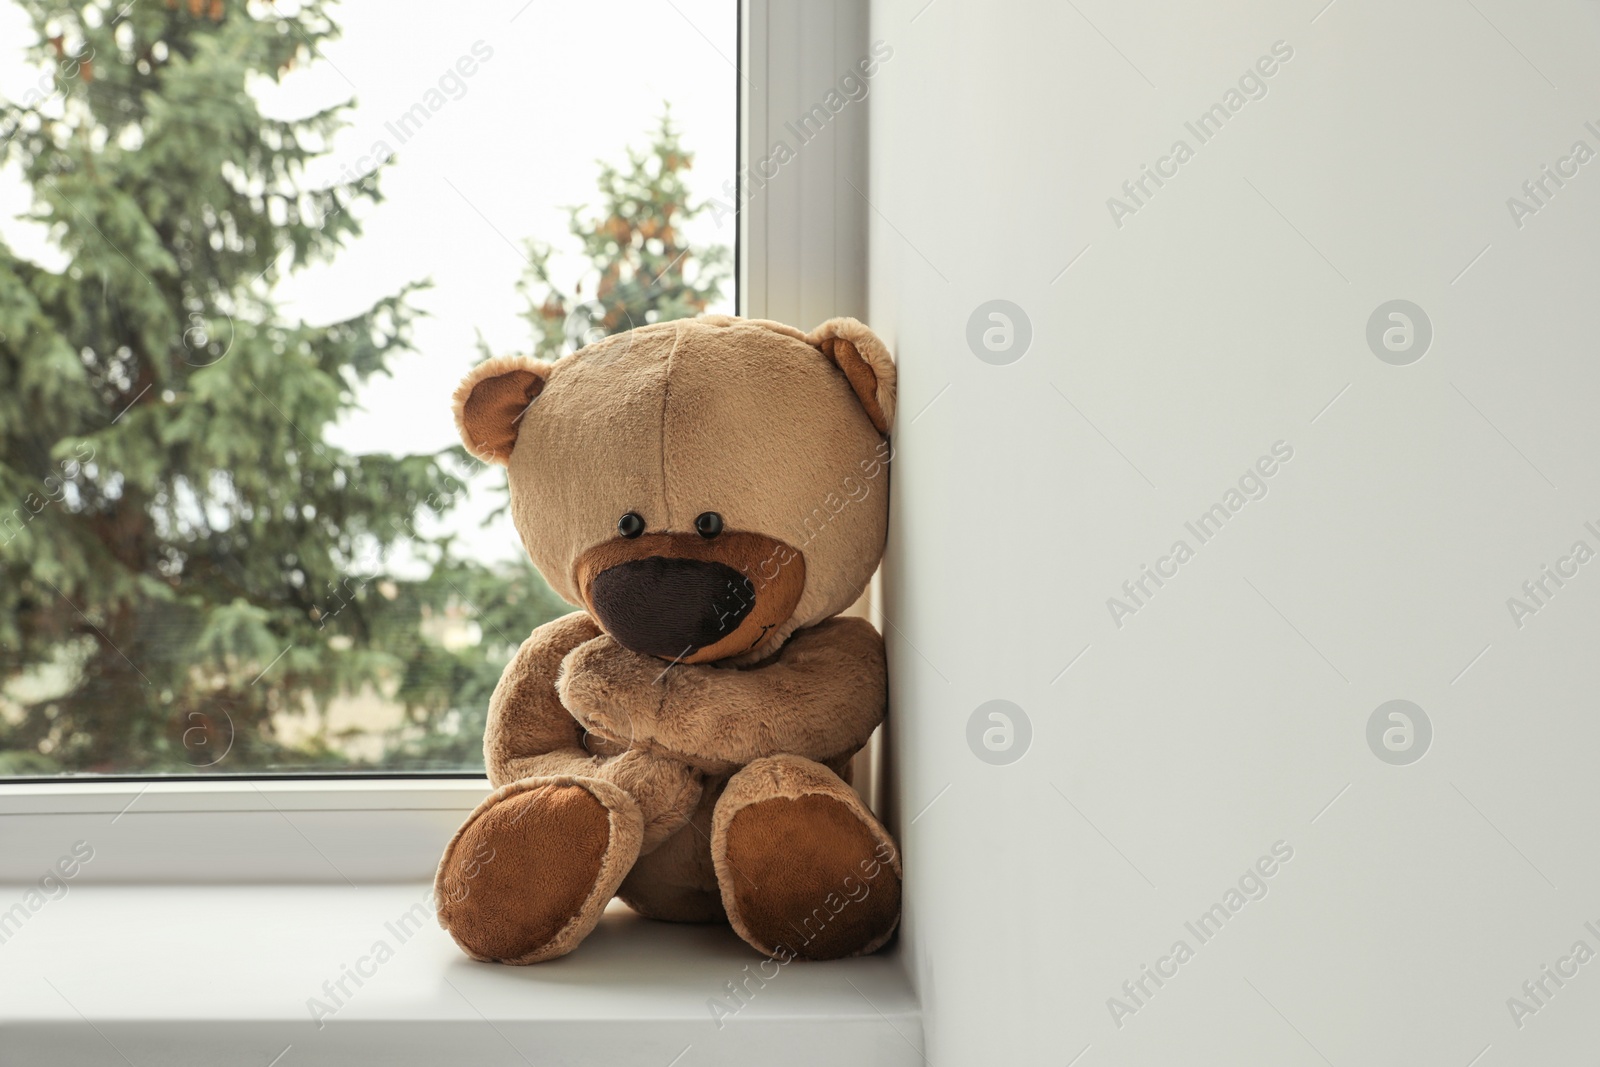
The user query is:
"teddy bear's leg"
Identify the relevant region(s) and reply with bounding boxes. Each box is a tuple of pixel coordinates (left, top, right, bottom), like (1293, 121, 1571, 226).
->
(711, 755, 901, 960)
(618, 774, 728, 923)
(435, 774, 642, 964)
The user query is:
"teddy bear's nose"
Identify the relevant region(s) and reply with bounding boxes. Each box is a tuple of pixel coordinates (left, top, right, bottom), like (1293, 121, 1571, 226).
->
(589, 556, 757, 659)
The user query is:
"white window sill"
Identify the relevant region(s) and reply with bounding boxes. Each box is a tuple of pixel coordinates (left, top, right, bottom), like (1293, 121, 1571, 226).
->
(0, 778, 492, 883)
(0, 883, 923, 1066)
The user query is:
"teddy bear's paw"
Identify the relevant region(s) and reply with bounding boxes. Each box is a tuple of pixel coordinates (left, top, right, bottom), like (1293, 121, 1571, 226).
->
(557, 635, 659, 747)
(711, 755, 902, 961)
(434, 775, 643, 964)
(593, 750, 703, 852)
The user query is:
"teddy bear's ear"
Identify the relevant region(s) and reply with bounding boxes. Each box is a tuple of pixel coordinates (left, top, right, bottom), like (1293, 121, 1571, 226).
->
(452, 355, 554, 465)
(806, 317, 896, 434)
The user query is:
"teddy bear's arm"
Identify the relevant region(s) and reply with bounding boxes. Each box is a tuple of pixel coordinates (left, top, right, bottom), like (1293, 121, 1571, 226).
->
(487, 610, 702, 848)
(561, 615, 887, 775)
(483, 611, 608, 787)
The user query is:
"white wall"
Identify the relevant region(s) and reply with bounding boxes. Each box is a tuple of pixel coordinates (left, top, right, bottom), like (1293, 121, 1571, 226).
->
(870, 1, 1600, 1063)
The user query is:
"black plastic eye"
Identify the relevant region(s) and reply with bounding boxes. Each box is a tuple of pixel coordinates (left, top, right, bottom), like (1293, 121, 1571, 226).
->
(695, 512, 723, 539)
(617, 512, 645, 539)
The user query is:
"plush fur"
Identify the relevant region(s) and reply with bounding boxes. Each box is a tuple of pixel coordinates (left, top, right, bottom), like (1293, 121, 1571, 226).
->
(436, 774, 643, 964)
(558, 616, 887, 776)
(713, 754, 902, 959)
(433, 315, 900, 964)
(502, 316, 891, 660)
(452, 355, 555, 465)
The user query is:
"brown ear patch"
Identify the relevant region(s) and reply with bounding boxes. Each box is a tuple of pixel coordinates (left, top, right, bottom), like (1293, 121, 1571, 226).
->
(806, 318, 896, 434)
(820, 337, 890, 434)
(452, 356, 552, 465)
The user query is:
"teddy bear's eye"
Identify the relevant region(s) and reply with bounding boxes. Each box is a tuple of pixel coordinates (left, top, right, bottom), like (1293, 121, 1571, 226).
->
(695, 512, 723, 539)
(617, 512, 645, 539)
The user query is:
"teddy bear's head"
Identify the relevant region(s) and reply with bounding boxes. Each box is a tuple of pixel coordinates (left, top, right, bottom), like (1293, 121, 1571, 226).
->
(453, 316, 894, 665)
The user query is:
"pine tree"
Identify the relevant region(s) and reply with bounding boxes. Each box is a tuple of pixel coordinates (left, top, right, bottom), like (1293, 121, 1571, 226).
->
(0, 6, 729, 776)
(519, 109, 730, 360)
(0, 0, 560, 774)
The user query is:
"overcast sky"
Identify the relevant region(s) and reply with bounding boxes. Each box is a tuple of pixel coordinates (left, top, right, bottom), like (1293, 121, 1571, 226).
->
(0, 0, 737, 563)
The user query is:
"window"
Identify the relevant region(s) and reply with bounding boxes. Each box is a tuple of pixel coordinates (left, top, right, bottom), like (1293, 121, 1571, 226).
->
(0, 12, 902, 1058)
(0, 0, 736, 776)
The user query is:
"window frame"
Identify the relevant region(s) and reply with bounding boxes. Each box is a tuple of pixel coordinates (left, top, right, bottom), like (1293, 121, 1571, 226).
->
(0, 0, 870, 885)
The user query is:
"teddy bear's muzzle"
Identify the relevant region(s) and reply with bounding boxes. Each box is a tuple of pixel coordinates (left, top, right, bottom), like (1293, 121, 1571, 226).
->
(575, 530, 809, 664)
(589, 556, 756, 660)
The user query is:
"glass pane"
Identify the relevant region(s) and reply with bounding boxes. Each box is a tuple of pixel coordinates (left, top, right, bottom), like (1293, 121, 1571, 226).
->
(0, 0, 736, 775)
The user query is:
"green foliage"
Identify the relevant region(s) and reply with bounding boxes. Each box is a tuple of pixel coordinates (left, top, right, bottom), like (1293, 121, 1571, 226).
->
(520, 109, 730, 360)
(0, 2, 727, 777)
(0, 0, 554, 775)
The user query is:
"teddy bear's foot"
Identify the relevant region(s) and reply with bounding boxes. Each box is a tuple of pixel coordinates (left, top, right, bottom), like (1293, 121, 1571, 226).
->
(712, 755, 901, 961)
(435, 775, 642, 964)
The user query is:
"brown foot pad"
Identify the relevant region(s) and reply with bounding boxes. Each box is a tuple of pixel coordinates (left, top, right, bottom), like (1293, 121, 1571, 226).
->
(435, 776, 642, 964)
(716, 757, 901, 960)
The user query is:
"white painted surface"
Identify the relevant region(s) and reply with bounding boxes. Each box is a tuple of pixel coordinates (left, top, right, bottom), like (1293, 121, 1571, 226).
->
(0, 886, 921, 1066)
(741, 0, 871, 327)
(870, 1, 1600, 1064)
(0, 778, 485, 884)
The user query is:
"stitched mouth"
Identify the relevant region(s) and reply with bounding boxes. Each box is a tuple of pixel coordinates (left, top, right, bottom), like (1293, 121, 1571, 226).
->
(740, 623, 775, 654)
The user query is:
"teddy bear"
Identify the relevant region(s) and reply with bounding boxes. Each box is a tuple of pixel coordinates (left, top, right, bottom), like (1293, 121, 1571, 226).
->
(433, 315, 902, 964)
